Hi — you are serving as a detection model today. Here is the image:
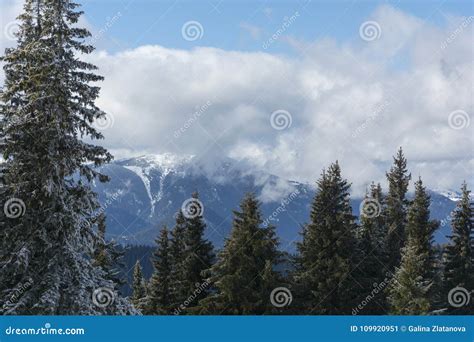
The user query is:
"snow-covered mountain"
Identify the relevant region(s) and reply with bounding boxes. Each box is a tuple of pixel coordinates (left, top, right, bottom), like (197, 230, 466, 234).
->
(93, 153, 460, 251)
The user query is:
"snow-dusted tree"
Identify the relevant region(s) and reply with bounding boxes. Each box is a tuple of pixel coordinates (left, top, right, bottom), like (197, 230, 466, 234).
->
(0, 0, 134, 314)
(387, 178, 438, 314)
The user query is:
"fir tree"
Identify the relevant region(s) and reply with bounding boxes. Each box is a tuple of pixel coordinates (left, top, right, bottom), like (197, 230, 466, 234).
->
(131, 261, 146, 310)
(295, 162, 357, 314)
(354, 182, 388, 314)
(385, 147, 411, 270)
(200, 193, 280, 314)
(179, 192, 214, 311)
(388, 178, 438, 314)
(92, 213, 125, 287)
(443, 182, 474, 314)
(145, 227, 172, 314)
(0, 0, 133, 314)
(169, 210, 187, 308)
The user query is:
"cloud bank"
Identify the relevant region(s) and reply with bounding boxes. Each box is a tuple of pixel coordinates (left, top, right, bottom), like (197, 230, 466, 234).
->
(1, 3, 473, 195)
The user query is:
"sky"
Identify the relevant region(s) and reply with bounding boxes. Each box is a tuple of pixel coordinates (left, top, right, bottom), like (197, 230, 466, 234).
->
(0, 0, 473, 196)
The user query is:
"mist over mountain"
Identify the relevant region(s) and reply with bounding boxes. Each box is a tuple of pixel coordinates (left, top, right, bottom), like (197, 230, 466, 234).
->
(94, 153, 459, 252)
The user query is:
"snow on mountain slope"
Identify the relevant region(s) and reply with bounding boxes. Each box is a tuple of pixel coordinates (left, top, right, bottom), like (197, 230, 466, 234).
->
(93, 153, 461, 251)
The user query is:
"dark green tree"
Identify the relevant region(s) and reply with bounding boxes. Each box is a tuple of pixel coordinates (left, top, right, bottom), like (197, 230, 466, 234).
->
(385, 147, 411, 271)
(145, 227, 172, 314)
(443, 182, 474, 314)
(295, 162, 357, 314)
(0, 0, 133, 314)
(388, 178, 438, 314)
(179, 192, 214, 311)
(92, 213, 125, 287)
(131, 260, 146, 310)
(168, 210, 187, 309)
(354, 182, 389, 314)
(200, 193, 280, 314)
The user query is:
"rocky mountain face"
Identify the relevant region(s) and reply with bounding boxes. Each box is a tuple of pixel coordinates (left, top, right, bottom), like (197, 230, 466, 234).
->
(93, 154, 459, 251)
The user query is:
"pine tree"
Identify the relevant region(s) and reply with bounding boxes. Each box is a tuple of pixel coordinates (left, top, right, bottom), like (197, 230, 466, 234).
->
(0, 0, 133, 314)
(200, 193, 280, 314)
(179, 192, 214, 311)
(385, 147, 411, 270)
(295, 162, 357, 314)
(443, 182, 474, 314)
(388, 178, 438, 314)
(131, 261, 146, 310)
(354, 182, 389, 314)
(92, 214, 125, 287)
(145, 227, 172, 314)
(168, 211, 187, 309)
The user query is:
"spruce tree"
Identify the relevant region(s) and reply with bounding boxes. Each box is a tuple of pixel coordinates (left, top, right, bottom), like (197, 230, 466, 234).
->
(354, 182, 388, 314)
(92, 214, 125, 287)
(131, 261, 146, 310)
(145, 227, 172, 314)
(0, 0, 133, 314)
(179, 192, 214, 309)
(295, 162, 357, 314)
(443, 182, 474, 314)
(388, 178, 438, 314)
(385, 147, 411, 270)
(169, 210, 187, 308)
(200, 193, 280, 314)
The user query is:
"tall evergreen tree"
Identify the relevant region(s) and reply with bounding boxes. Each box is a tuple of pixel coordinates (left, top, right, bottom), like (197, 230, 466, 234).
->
(385, 147, 411, 270)
(168, 211, 187, 308)
(145, 227, 172, 314)
(354, 182, 388, 314)
(0, 0, 133, 314)
(388, 178, 438, 314)
(295, 162, 357, 314)
(200, 193, 280, 314)
(443, 182, 474, 314)
(179, 192, 214, 309)
(131, 261, 146, 310)
(92, 213, 125, 287)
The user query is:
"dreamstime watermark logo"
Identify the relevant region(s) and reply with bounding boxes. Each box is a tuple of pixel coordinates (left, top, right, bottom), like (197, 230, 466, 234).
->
(92, 287, 115, 308)
(92, 113, 115, 131)
(359, 198, 382, 218)
(90, 12, 123, 45)
(2, 278, 33, 311)
(352, 271, 394, 315)
(351, 98, 392, 138)
(181, 21, 204, 41)
(173, 281, 210, 315)
(181, 198, 204, 219)
(359, 21, 381, 42)
(262, 11, 300, 49)
(3, 21, 20, 41)
(4, 198, 26, 219)
(448, 110, 470, 130)
(270, 110, 292, 130)
(174, 100, 213, 139)
(448, 286, 471, 308)
(263, 188, 306, 227)
(270, 287, 293, 308)
(440, 16, 474, 50)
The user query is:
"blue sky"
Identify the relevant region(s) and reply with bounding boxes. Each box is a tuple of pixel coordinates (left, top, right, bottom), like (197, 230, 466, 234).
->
(80, 0, 472, 54)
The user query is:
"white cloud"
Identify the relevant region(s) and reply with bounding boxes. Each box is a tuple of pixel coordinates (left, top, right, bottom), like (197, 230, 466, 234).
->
(1, 3, 472, 196)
